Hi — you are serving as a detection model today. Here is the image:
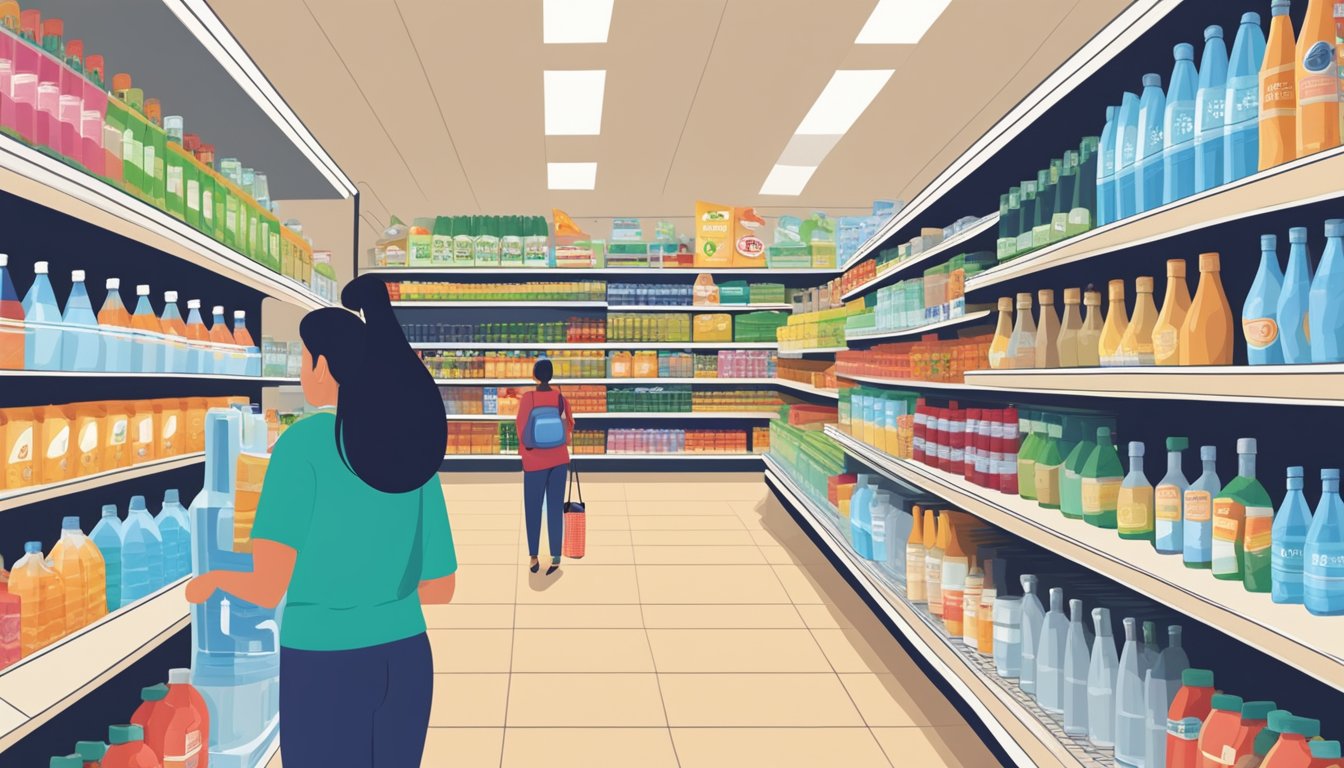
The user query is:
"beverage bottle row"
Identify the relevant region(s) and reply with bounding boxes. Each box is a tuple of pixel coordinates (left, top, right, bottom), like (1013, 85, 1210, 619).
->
(1243, 221, 1344, 364)
(0, 257, 259, 375)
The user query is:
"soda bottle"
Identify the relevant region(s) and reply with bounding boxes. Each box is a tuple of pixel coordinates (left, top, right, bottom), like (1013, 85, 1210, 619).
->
(130, 285, 163, 374)
(61, 269, 101, 371)
(22, 260, 63, 370)
(1259, 0, 1297, 170)
(98, 278, 133, 373)
(10, 541, 65, 654)
(1295, 0, 1342, 157)
(184, 299, 208, 374)
(160, 291, 188, 374)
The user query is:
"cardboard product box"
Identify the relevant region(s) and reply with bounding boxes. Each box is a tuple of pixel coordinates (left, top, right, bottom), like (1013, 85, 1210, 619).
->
(693, 314, 733, 342)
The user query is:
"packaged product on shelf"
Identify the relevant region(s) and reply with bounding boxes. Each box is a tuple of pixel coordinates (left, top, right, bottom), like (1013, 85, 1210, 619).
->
(1080, 426, 1122, 529)
(1297, 0, 1342, 157)
(10, 540, 63, 655)
(1308, 218, 1344, 362)
(1225, 13, 1266, 184)
(1153, 259, 1191, 366)
(1117, 441, 1153, 541)
(1244, 234, 1286, 365)
(1305, 466, 1344, 616)
(1098, 280, 1128, 367)
(1180, 252, 1234, 366)
(1184, 445, 1222, 570)
(1195, 26, 1229, 195)
(1154, 437, 1190, 555)
(36, 403, 71, 484)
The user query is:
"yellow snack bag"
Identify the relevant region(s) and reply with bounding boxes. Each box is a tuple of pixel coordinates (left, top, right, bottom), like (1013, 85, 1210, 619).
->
(695, 201, 735, 268)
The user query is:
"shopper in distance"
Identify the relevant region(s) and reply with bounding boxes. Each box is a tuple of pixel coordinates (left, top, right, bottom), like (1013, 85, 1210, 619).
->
(517, 356, 576, 575)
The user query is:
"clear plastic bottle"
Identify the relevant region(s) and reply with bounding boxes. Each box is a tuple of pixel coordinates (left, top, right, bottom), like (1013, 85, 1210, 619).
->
(1184, 445, 1222, 569)
(48, 516, 107, 633)
(1018, 574, 1045, 695)
(1224, 12, 1267, 183)
(1063, 597, 1091, 736)
(993, 593, 1023, 678)
(1145, 625, 1190, 768)
(1155, 437, 1190, 555)
(850, 474, 873, 559)
(184, 299, 209, 374)
(208, 305, 233, 377)
(0, 254, 23, 370)
(234, 309, 259, 377)
(130, 285, 163, 374)
(1305, 467, 1344, 615)
(155, 489, 191, 582)
(10, 541, 65, 655)
(159, 291, 188, 374)
(1195, 25, 1230, 193)
(1272, 466, 1313, 605)
(22, 260, 63, 370)
(1244, 234, 1286, 365)
(1114, 92, 1142, 221)
(1136, 73, 1167, 213)
(1035, 587, 1068, 714)
(98, 278, 133, 373)
(1088, 606, 1119, 748)
(1114, 617, 1147, 767)
(61, 269, 101, 371)
(90, 505, 123, 613)
(1277, 227, 1314, 365)
(120, 495, 164, 606)
(1308, 219, 1344, 363)
(1164, 43, 1199, 205)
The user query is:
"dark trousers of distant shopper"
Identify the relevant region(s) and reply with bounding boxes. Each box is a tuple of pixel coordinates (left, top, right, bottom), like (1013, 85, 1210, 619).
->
(279, 633, 433, 768)
(524, 463, 567, 558)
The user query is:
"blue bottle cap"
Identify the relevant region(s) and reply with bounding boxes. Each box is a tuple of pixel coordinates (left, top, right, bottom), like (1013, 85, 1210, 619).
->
(1287, 466, 1304, 478)
(1201, 445, 1217, 461)
(164, 489, 179, 504)
(1142, 73, 1161, 88)
(1240, 12, 1261, 25)
(1173, 42, 1194, 61)
(1290, 226, 1309, 243)
(1323, 468, 1340, 481)
(1237, 437, 1256, 454)
(101, 504, 117, 516)
(130, 495, 146, 507)
(1129, 441, 1144, 457)
(1204, 25, 1223, 40)
(1271, 0, 1290, 13)
(23, 541, 41, 554)
(61, 516, 79, 530)
(1261, 234, 1277, 250)
(1326, 219, 1344, 238)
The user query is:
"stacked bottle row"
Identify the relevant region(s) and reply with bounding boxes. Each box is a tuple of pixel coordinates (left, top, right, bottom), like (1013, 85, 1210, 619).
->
(439, 385, 781, 416)
(2, 258, 260, 376)
(995, 135, 1100, 263)
(0, 489, 190, 666)
(443, 424, 759, 457)
(870, 252, 995, 332)
(400, 318, 606, 345)
(373, 215, 551, 269)
(442, 385, 607, 416)
(387, 280, 607, 303)
(398, 313, 785, 345)
(422, 349, 777, 381)
(834, 335, 991, 383)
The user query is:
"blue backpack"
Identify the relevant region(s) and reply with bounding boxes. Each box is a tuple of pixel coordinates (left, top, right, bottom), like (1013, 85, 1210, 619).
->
(523, 391, 567, 449)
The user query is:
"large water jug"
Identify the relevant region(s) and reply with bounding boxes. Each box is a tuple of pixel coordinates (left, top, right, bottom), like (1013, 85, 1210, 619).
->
(190, 407, 280, 768)
(1163, 43, 1198, 204)
(61, 269, 101, 371)
(90, 505, 123, 613)
(10, 541, 65, 655)
(120, 494, 165, 605)
(156, 489, 192, 582)
(1224, 12, 1266, 183)
(21, 260, 62, 370)
(1194, 26, 1229, 193)
(48, 516, 107, 632)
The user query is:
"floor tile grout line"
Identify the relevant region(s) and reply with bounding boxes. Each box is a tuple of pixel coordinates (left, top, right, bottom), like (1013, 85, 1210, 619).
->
(496, 495, 524, 767)
(624, 499, 683, 767)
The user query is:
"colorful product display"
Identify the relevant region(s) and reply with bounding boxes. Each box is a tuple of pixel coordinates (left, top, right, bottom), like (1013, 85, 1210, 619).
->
(835, 335, 991, 383)
(423, 349, 776, 381)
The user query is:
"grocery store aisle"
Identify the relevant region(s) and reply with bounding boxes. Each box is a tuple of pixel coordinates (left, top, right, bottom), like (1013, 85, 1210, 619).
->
(276, 472, 999, 768)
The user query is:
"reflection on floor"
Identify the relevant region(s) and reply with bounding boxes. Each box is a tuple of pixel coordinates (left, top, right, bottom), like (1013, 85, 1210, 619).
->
(269, 472, 1000, 768)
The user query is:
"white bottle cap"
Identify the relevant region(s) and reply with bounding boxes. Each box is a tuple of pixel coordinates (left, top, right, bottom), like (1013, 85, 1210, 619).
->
(0, 254, 8, 267)
(137, 284, 150, 296)
(168, 668, 191, 685)
(234, 310, 246, 320)
(106, 277, 120, 289)
(187, 299, 200, 309)
(33, 261, 47, 275)
(212, 305, 224, 315)
(164, 291, 177, 302)
(71, 269, 85, 281)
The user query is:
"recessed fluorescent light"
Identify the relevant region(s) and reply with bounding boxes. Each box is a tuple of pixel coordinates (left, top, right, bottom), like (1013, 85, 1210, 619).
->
(544, 0, 614, 43)
(796, 69, 895, 136)
(759, 164, 817, 196)
(855, 0, 951, 44)
(548, 162, 598, 190)
(544, 70, 606, 135)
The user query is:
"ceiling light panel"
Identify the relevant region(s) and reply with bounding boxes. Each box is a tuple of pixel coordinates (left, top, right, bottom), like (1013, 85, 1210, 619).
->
(795, 69, 895, 136)
(548, 162, 598, 190)
(543, 0, 615, 43)
(855, 0, 951, 44)
(544, 70, 607, 135)
(759, 165, 817, 196)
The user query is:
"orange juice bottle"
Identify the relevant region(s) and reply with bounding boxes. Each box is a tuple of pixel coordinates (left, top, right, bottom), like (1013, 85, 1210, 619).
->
(49, 516, 108, 633)
(1118, 276, 1158, 366)
(208, 305, 232, 376)
(1259, 0, 1297, 170)
(1098, 280, 1129, 366)
(159, 291, 188, 374)
(1179, 252, 1235, 365)
(0, 559, 19, 670)
(183, 299, 208, 374)
(10, 541, 65, 654)
(1296, 0, 1342, 157)
(130, 285, 164, 374)
(98, 278, 134, 373)
(1152, 259, 1192, 366)
(232, 309, 256, 376)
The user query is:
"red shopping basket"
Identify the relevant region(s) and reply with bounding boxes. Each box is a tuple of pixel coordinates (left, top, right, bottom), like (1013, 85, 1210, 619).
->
(562, 468, 586, 559)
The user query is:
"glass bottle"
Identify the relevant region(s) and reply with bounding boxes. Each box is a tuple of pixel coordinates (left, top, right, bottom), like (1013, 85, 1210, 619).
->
(1063, 597, 1091, 736)
(1071, 136, 1099, 235)
(925, 511, 944, 617)
(1035, 587, 1068, 714)
(1185, 445, 1222, 569)
(1155, 437, 1190, 555)
(1115, 617, 1147, 766)
(1088, 607, 1119, 748)
(1179, 252, 1234, 365)
(1018, 413, 1045, 501)
(906, 505, 926, 603)
(1211, 438, 1272, 587)
(1099, 280, 1129, 367)
(1057, 288, 1083, 367)
(988, 297, 1014, 369)
(1304, 467, 1344, 615)
(1008, 292, 1037, 369)
(1082, 426, 1124, 529)
(1016, 178, 1038, 255)
(1153, 259, 1192, 366)
(1243, 234, 1285, 365)
(1078, 288, 1103, 366)
(1035, 289, 1060, 368)
(1120, 276, 1158, 366)
(1277, 227, 1314, 364)
(1145, 624, 1191, 768)
(1033, 416, 1065, 511)
(1118, 441, 1155, 541)
(1062, 418, 1105, 521)
(1271, 466, 1312, 605)
(1019, 574, 1045, 695)
(1308, 218, 1344, 362)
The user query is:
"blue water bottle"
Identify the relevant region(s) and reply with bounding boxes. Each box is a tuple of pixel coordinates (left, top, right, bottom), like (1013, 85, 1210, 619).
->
(1272, 466, 1312, 605)
(1135, 74, 1166, 213)
(1194, 26, 1228, 193)
(1163, 43, 1198, 204)
(1097, 106, 1118, 226)
(21, 260, 63, 370)
(1305, 468, 1344, 616)
(1113, 92, 1141, 221)
(1223, 12, 1265, 183)
(1308, 219, 1344, 362)
(1243, 234, 1285, 365)
(1277, 227, 1314, 364)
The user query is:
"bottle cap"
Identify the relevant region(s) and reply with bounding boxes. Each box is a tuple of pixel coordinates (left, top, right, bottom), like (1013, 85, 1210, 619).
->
(1084, 290, 1101, 306)
(71, 269, 84, 281)
(49, 756, 82, 768)
(1201, 445, 1217, 461)
(140, 684, 168, 702)
(33, 261, 48, 275)
(1015, 292, 1032, 308)
(1211, 694, 1244, 712)
(1287, 466, 1304, 478)
(136, 284, 149, 296)
(101, 504, 116, 517)
(23, 541, 40, 554)
(107, 724, 143, 745)
(235, 310, 246, 320)
(1105, 105, 1116, 120)
(1311, 742, 1342, 760)
(1135, 276, 1153, 292)
(1204, 25, 1222, 41)
(130, 494, 146, 508)
(1261, 234, 1277, 251)
(1240, 700, 1276, 721)
(1323, 468, 1340, 481)
(1174, 42, 1194, 60)
(1290, 226, 1308, 244)
(106, 277, 119, 289)
(168, 667, 191, 685)
(1166, 436, 1188, 451)
(164, 489, 179, 504)
(1108, 279, 1124, 299)
(0, 254, 6, 267)
(1064, 287, 1080, 303)
(1128, 441, 1144, 457)
(1199, 252, 1220, 271)
(1267, 709, 1294, 732)
(997, 297, 1012, 311)
(188, 299, 201, 309)
(74, 742, 107, 761)
(1038, 288, 1054, 304)
(1240, 11, 1260, 25)
(1166, 259, 1186, 277)
(164, 290, 177, 302)
(1286, 715, 1321, 738)
(1182, 668, 1214, 687)
(61, 516, 78, 530)
(1271, 0, 1289, 13)
(1097, 426, 1111, 441)
(1326, 219, 1344, 238)
(212, 305, 225, 315)
(1237, 437, 1256, 454)
(1142, 73, 1161, 88)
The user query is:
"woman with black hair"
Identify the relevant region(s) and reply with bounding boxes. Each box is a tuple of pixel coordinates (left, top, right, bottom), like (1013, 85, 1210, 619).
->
(186, 274, 456, 768)
(515, 356, 574, 575)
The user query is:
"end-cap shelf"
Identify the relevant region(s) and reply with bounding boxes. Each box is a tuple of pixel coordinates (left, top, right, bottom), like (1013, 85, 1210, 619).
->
(823, 425, 1344, 693)
(0, 135, 330, 311)
(0, 579, 189, 751)
(963, 364, 1344, 407)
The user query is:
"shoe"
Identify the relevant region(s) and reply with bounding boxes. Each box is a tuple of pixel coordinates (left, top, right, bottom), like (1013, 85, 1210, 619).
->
(529, 559, 540, 573)
(546, 557, 560, 576)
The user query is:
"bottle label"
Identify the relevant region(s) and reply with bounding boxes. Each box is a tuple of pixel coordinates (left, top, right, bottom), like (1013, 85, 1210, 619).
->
(1262, 61, 1296, 116)
(1184, 490, 1212, 522)
(79, 421, 99, 453)
(1226, 75, 1259, 124)
(1116, 487, 1153, 531)
(1243, 317, 1279, 348)
(1168, 716, 1202, 741)
(1035, 462, 1062, 506)
(8, 426, 30, 463)
(167, 165, 183, 196)
(47, 425, 69, 459)
(1307, 542, 1344, 584)
(1212, 498, 1246, 574)
(1152, 326, 1179, 361)
(1081, 477, 1120, 513)
(1168, 103, 1195, 144)
(1302, 41, 1341, 104)
(110, 417, 128, 446)
(187, 180, 201, 211)
(1155, 485, 1182, 521)
(1244, 504, 1273, 555)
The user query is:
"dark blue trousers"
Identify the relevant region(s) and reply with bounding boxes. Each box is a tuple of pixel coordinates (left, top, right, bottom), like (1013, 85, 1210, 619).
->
(279, 632, 433, 768)
(524, 463, 567, 558)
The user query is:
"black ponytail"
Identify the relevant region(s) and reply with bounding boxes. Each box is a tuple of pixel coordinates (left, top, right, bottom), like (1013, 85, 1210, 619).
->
(299, 274, 446, 494)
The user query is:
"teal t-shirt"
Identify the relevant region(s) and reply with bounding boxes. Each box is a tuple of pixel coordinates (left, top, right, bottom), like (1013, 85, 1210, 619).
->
(251, 410, 457, 651)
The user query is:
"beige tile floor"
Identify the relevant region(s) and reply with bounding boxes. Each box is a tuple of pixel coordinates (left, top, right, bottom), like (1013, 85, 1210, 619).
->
(269, 472, 1001, 768)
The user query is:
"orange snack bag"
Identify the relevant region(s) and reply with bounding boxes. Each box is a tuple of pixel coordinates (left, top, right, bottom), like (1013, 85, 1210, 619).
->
(130, 401, 157, 465)
(37, 404, 74, 485)
(1, 407, 36, 489)
(74, 403, 104, 477)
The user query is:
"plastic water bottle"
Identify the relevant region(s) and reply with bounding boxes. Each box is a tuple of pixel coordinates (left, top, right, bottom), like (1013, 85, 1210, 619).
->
(185, 299, 208, 374)
(1088, 607, 1118, 748)
(90, 505, 123, 613)
(1309, 219, 1344, 362)
(98, 278, 133, 373)
(160, 291, 189, 374)
(131, 285, 163, 374)
(1163, 43, 1198, 204)
(1305, 468, 1344, 615)
(1278, 227, 1315, 364)
(1144, 625, 1189, 768)
(1113, 92, 1141, 221)
(1273, 466, 1313, 605)
(1062, 598, 1091, 736)
(1097, 106, 1118, 226)
(0, 254, 23, 369)
(1019, 574, 1045, 695)
(10, 541, 65, 655)
(850, 475, 873, 558)
(1115, 617, 1147, 767)
(1244, 234, 1285, 365)
(155, 489, 191, 582)
(209, 305, 233, 376)
(61, 269, 101, 371)
(1035, 587, 1068, 713)
(21, 260, 62, 370)
(233, 310, 260, 377)
(1135, 74, 1166, 213)
(1195, 26, 1229, 193)
(1224, 12, 1265, 183)
(120, 495, 164, 605)
(1184, 446, 1222, 569)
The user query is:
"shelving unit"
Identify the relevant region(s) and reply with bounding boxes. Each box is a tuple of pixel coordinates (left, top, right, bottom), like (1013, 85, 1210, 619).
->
(963, 365, 1344, 407)
(367, 267, 837, 277)
(845, 309, 993, 343)
(445, 411, 779, 421)
(394, 301, 791, 312)
(435, 377, 781, 386)
(442, 453, 765, 462)
(841, 214, 998, 301)
(836, 372, 985, 392)
(414, 341, 779, 351)
(607, 304, 794, 313)
(0, 454, 204, 514)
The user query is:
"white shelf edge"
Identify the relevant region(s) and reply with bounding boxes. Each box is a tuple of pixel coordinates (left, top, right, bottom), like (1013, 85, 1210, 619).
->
(823, 426, 1344, 692)
(0, 370, 295, 383)
(836, 372, 983, 391)
(414, 342, 779, 350)
(0, 136, 330, 311)
(778, 346, 848, 358)
(445, 411, 779, 421)
(841, 214, 999, 298)
(762, 456, 1047, 768)
(773, 379, 841, 399)
(846, 309, 994, 343)
(392, 301, 607, 308)
(366, 267, 838, 276)
(442, 453, 765, 461)
(0, 453, 204, 513)
(963, 364, 1344, 407)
